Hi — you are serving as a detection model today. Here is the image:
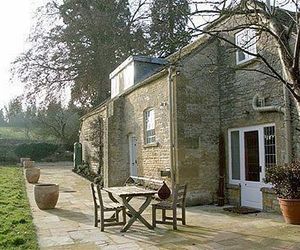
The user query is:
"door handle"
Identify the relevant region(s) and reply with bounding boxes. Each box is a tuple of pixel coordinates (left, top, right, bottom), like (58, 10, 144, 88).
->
(259, 166, 262, 173)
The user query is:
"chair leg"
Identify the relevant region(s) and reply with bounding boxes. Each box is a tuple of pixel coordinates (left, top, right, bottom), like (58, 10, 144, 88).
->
(100, 211, 104, 231)
(182, 207, 186, 225)
(115, 210, 120, 222)
(122, 207, 126, 225)
(152, 206, 156, 227)
(162, 209, 166, 222)
(94, 206, 98, 227)
(173, 208, 177, 230)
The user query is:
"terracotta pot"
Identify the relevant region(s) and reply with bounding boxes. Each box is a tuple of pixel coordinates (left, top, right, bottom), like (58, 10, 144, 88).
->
(278, 198, 300, 224)
(25, 167, 40, 184)
(23, 160, 35, 168)
(34, 184, 59, 210)
(20, 158, 31, 166)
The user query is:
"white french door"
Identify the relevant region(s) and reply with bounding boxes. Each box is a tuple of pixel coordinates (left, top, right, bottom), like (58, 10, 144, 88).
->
(229, 124, 276, 209)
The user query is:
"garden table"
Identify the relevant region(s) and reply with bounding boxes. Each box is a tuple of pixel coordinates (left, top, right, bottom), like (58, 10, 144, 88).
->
(102, 186, 156, 232)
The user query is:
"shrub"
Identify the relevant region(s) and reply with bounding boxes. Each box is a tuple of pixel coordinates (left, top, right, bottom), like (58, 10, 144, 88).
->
(264, 162, 300, 199)
(14, 143, 59, 161)
(73, 162, 100, 182)
(41, 150, 73, 162)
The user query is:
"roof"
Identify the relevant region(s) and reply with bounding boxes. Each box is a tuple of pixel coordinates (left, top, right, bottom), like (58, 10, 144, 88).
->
(167, 34, 212, 63)
(109, 55, 167, 79)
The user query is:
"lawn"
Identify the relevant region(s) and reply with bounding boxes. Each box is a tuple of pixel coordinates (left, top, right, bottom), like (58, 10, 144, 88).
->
(0, 166, 38, 249)
(0, 126, 55, 141)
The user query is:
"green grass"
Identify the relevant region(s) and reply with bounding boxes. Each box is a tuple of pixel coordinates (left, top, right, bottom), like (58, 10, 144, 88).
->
(0, 166, 39, 249)
(0, 126, 55, 141)
(0, 127, 29, 140)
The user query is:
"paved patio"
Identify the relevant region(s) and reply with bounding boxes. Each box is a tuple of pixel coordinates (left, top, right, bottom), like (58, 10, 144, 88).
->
(25, 163, 300, 249)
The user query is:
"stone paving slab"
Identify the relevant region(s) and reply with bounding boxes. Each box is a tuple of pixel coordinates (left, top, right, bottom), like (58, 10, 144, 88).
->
(25, 163, 300, 250)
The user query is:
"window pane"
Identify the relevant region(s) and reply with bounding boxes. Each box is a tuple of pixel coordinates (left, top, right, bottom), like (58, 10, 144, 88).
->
(145, 109, 155, 144)
(238, 50, 246, 62)
(235, 28, 256, 64)
(231, 131, 240, 180)
(264, 126, 276, 168)
(244, 131, 260, 182)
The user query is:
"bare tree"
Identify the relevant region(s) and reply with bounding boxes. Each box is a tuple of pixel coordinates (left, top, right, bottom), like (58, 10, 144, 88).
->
(11, 0, 151, 108)
(34, 101, 80, 147)
(186, 0, 300, 112)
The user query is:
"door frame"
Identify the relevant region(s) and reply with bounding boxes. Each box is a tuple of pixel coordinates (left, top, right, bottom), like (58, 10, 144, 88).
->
(128, 134, 138, 176)
(228, 123, 276, 208)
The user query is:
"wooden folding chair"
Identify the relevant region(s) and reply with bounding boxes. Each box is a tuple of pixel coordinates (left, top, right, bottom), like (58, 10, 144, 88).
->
(152, 184, 187, 230)
(91, 183, 126, 231)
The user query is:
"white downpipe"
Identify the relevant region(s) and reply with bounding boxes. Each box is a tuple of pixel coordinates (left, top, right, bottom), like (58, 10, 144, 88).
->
(168, 66, 176, 187)
(283, 85, 292, 163)
(252, 94, 285, 113)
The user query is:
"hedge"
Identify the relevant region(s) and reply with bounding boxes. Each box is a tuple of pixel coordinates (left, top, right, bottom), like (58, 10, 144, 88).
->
(14, 143, 59, 161)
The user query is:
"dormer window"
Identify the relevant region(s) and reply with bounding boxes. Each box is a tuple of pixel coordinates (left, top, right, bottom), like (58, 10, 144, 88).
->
(235, 29, 257, 64)
(109, 56, 166, 99)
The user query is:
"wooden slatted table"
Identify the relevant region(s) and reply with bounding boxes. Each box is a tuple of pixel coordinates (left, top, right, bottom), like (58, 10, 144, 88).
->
(102, 186, 156, 232)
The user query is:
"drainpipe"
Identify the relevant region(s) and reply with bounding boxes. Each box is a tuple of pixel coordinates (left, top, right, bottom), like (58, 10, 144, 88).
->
(168, 66, 176, 188)
(252, 94, 285, 113)
(283, 86, 292, 163)
(252, 90, 292, 163)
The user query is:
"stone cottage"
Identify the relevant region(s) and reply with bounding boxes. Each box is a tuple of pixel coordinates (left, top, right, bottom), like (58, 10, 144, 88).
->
(80, 16, 300, 211)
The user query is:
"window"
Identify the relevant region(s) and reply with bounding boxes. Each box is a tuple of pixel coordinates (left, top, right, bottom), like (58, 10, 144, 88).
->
(230, 131, 241, 180)
(235, 28, 257, 64)
(144, 109, 155, 144)
(264, 126, 276, 168)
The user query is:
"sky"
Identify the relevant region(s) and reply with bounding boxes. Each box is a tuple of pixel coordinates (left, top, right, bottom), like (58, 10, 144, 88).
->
(0, 1, 44, 109)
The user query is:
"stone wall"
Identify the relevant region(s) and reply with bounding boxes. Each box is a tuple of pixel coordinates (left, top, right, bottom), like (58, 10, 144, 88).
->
(217, 36, 287, 208)
(119, 74, 171, 181)
(81, 73, 171, 187)
(226, 184, 240, 207)
(175, 39, 221, 205)
(261, 188, 281, 213)
(80, 106, 107, 174)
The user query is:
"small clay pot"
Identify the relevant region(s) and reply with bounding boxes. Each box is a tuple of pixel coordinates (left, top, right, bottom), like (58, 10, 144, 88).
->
(34, 184, 59, 210)
(278, 198, 300, 225)
(23, 160, 35, 168)
(25, 167, 40, 184)
(157, 181, 171, 200)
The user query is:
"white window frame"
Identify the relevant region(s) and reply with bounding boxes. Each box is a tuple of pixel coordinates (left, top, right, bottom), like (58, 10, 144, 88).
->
(235, 28, 257, 65)
(228, 123, 276, 185)
(144, 108, 155, 144)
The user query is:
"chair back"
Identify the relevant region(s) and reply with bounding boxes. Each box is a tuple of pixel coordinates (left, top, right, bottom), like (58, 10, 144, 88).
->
(172, 184, 187, 208)
(91, 182, 104, 208)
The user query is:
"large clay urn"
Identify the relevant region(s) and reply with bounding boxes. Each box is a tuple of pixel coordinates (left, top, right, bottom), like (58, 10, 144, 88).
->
(278, 198, 300, 224)
(23, 160, 35, 168)
(34, 184, 59, 210)
(20, 158, 31, 166)
(25, 167, 40, 184)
